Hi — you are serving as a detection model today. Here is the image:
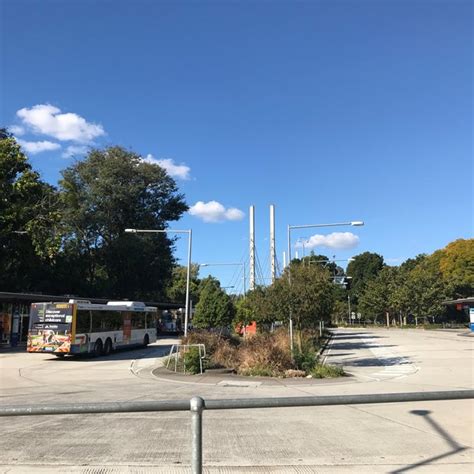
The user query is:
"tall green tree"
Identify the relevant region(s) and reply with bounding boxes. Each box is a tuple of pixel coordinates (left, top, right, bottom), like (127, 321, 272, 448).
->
(166, 264, 201, 305)
(59, 146, 188, 299)
(193, 277, 235, 329)
(269, 263, 335, 349)
(234, 286, 273, 329)
(403, 260, 447, 321)
(0, 129, 61, 292)
(434, 239, 474, 298)
(358, 266, 399, 323)
(346, 251, 384, 304)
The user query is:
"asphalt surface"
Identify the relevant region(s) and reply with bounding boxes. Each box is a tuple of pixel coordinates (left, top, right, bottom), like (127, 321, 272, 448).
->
(0, 329, 473, 473)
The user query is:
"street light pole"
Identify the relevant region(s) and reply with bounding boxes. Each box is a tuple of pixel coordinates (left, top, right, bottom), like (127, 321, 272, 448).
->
(286, 220, 364, 353)
(348, 294, 351, 326)
(125, 228, 192, 337)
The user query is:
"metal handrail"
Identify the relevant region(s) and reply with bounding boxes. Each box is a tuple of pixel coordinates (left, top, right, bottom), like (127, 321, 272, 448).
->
(166, 343, 206, 374)
(1, 390, 473, 474)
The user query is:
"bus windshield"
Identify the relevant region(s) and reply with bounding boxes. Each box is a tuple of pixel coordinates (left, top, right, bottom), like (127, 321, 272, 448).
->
(28, 303, 73, 353)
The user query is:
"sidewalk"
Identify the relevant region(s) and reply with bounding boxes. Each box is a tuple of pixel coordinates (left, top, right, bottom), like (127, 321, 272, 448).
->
(0, 343, 26, 354)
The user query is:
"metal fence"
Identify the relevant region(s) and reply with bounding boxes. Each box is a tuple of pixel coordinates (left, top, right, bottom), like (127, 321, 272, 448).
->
(1, 390, 473, 474)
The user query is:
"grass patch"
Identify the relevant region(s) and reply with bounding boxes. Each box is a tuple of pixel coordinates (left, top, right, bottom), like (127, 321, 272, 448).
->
(310, 364, 345, 378)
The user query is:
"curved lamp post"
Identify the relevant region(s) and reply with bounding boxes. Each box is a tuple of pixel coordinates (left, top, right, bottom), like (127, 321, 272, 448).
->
(286, 221, 364, 353)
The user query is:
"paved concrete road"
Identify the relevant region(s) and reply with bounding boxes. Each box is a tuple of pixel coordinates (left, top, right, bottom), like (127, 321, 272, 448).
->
(0, 329, 473, 473)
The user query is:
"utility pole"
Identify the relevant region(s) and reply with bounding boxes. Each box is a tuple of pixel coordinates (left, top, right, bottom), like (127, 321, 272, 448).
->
(249, 205, 255, 290)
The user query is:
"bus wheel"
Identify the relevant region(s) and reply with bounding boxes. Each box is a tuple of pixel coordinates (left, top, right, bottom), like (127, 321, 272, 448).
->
(103, 338, 113, 356)
(54, 353, 65, 358)
(143, 334, 150, 347)
(93, 339, 103, 357)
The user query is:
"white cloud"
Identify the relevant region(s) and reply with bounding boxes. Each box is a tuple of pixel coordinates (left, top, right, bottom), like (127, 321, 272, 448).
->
(18, 139, 61, 154)
(62, 145, 89, 158)
(16, 104, 105, 143)
(189, 201, 245, 223)
(9, 125, 25, 136)
(297, 232, 360, 250)
(143, 154, 191, 180)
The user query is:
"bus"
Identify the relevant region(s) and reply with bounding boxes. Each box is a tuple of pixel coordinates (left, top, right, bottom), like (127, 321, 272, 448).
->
(27, 300, 157, 357)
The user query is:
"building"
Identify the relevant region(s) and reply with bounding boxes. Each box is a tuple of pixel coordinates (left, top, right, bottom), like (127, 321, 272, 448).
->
(442, 297, 474, 332)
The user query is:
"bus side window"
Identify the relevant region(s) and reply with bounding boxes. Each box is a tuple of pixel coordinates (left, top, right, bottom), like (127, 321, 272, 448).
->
(145, 312, 156, 329)
(91, 311, 102, 332)
(76, 310, 91, 333)
(96, 311, 122, 331)
(131, 312, 146, 329)
(111, 311, 123, 330)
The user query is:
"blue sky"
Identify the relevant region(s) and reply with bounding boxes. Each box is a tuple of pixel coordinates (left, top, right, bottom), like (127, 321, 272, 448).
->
(2, 0, 472, 293)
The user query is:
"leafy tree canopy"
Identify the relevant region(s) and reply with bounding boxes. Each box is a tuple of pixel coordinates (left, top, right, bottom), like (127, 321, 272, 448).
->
(0, 129, 61, 291)
(166, 264, 201, 305)
(193, 277, 235, 329)
(433, 239, 474, 297)
(58, 146, 188, 299)
(270, 264, 335, 330)
(346, 251, 384, 302)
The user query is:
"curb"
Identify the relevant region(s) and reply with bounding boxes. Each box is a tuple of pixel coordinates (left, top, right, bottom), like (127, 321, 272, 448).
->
(318, 331, 334, 365)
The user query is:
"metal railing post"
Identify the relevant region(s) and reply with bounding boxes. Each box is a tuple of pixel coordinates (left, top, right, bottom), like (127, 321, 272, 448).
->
(190, 396, 204, 474)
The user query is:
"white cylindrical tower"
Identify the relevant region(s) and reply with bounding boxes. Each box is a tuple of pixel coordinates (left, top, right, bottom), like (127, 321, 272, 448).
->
(270, 204, 276, 283)
(249, 205, 255, 290)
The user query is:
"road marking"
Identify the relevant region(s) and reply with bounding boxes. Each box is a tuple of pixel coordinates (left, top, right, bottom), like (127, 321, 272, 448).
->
(217, 381, 262, 387)
(365, 337, 418, 380)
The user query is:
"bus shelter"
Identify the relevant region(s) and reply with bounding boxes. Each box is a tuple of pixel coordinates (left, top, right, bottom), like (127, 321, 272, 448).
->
(0, 292, 183, 347)
(442, 297, 474, 332)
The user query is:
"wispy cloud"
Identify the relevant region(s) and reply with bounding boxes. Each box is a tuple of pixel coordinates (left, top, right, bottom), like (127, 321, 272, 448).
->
(62, 145, 90, 158)
(189, 201, 245, 223)
(9, 125, 25, 136)
(18, 139, 61, 154)
(297, 232, 360, 250)
(16, 104, 105, 143)
(143, 154, 191, 180)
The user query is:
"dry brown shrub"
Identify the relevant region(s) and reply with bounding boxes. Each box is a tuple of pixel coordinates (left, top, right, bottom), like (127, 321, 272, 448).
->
(236, 332, 293, 376)
(182, 331, 225, 355)
(211, 339, 239, 369)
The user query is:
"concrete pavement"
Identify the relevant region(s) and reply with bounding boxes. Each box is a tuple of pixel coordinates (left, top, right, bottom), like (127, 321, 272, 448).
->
(1, 329, 473, 473)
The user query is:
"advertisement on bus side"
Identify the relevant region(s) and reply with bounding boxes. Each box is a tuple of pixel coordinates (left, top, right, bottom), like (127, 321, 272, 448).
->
(27, 303, 74, 353)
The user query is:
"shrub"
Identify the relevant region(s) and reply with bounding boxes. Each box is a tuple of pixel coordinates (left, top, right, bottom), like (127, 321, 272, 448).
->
(236, 332, 293, 377)
(293, 346, 317, 373)
(183, 346, 203, 374)
(164, 346, 204, 374)
(211, 339, 239, 369)
(310, 364, 345, 378)
(176, 328, 344, 379)
(182, 331, 226, 356)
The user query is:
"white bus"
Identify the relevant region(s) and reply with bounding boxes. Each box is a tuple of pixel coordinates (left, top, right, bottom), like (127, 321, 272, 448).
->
(27, 300, 157, 357)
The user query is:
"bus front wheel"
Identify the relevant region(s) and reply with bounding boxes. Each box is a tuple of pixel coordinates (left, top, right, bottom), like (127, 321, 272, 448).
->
(93, 339, 103, 357)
